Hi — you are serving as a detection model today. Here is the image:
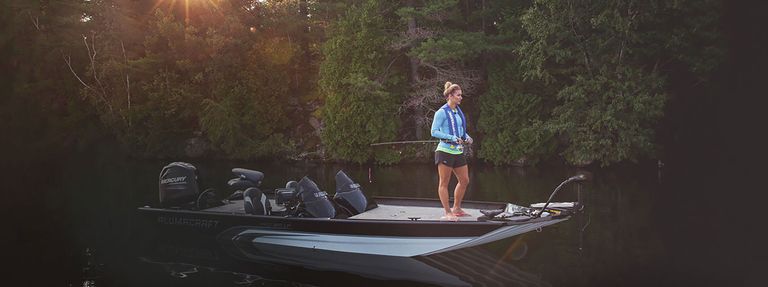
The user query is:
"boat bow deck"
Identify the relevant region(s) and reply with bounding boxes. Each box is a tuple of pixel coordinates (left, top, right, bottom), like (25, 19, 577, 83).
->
(349, 204, 482, 221)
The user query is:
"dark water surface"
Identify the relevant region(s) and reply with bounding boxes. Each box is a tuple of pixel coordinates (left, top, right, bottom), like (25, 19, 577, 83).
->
(5, 153, 746, 286)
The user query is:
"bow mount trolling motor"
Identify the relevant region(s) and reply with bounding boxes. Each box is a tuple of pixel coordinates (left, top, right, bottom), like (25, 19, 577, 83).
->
(532, 173, 590, 218)
(479, 172, 591, 221)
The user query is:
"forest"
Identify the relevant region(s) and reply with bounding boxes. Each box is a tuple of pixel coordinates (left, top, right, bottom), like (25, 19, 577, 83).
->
(1, 0, 724, 167)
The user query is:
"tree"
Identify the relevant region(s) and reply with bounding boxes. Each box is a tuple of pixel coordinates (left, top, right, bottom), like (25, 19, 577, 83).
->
(319, 0, 401, 163)
(1, 0, 101, 165)
(474, 0, 560, 166)
(511, 0, 721, 166)
(395, 0, 485, 139)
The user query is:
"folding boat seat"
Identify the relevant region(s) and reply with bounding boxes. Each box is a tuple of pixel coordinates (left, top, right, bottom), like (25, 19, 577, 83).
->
(232, 168, 264, 186)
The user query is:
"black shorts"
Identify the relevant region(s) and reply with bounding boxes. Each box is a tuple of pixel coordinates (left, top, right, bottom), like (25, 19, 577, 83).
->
(435, 151, 467, 168)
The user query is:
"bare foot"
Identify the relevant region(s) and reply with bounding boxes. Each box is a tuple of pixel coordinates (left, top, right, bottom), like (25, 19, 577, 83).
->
(440, 213, 458, 221)
(452, 208, 470, 217)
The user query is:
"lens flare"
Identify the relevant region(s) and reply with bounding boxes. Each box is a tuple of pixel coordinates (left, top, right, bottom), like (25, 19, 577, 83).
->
(151, 0, 221, 23)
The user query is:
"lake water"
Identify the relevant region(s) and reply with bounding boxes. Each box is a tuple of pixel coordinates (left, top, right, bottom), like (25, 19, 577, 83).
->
(5, 153, 747, 286)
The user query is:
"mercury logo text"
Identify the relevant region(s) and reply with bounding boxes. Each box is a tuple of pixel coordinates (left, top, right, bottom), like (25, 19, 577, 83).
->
(160, 176, 187, 184)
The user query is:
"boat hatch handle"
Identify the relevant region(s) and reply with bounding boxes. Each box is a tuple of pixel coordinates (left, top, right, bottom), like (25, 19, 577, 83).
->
(534, 173, 590, 218)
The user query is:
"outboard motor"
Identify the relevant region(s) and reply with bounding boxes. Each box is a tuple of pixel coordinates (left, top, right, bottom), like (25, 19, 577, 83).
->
(333, 170, 371, 216)
(159, 162, 199, 207)
(296, 176, 336, 218)
(244, 187, 270, 215)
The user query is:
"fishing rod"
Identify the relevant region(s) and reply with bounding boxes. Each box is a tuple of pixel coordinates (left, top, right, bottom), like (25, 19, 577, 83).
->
(371, 140, 476, 146)
(369, 140, 439, 146)
(367, 139, 474, 183)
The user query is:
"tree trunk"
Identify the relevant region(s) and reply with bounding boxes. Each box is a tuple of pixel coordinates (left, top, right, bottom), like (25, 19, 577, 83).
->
(407, 0, 423, 139)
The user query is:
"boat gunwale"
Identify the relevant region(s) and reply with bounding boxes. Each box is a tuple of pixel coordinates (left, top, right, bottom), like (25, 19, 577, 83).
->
(138, 195, 570, 227)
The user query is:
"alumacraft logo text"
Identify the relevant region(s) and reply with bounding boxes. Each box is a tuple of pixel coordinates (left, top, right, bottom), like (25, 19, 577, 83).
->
(160, 176, 187, 184)
(158, 216, 219, 229)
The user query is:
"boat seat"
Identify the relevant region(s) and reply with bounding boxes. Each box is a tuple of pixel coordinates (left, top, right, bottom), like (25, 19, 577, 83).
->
(244, 187, 271, 215)
(232, 168, 264, 186)
(227, 177, 257, 191)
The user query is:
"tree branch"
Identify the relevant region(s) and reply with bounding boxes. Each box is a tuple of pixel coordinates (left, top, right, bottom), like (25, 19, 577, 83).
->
(28, 12, 40, 31)
(121, 40, 132, 126)
(63, 54, 93, 92)
(83, 33, 112, 113)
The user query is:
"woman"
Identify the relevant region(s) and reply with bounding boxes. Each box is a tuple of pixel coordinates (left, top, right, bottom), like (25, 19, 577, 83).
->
(431, 81, 473, 220)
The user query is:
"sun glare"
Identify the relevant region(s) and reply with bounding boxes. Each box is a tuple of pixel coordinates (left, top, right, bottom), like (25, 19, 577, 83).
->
(152, 0, 221, 23)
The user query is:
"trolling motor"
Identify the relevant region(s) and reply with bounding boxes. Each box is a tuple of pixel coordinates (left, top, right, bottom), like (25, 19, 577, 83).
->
(532, 173, 590, 218)
(479, 172, 590, 221)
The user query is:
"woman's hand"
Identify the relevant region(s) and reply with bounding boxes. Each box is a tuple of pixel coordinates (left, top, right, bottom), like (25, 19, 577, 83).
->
(465, 135, 473, 144)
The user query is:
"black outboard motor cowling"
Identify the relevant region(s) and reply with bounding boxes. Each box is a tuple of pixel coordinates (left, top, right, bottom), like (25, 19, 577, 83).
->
(297, 177, 336, 218)
(159, 162, 199, 207)
(333, 170, 368, 215)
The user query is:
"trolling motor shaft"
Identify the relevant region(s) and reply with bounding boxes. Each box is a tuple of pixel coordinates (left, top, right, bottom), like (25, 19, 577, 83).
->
(534, 174, 590, 218)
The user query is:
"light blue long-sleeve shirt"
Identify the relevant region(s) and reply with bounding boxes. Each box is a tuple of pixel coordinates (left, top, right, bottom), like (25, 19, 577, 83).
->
(431, 106, 470, 154)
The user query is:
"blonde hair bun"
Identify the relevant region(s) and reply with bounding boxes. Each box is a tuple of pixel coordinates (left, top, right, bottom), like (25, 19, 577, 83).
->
(443, 81, 460, 97)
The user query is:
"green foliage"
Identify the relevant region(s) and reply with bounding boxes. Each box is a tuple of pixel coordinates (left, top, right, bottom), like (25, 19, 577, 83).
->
(322, 74, 399, 163)
(114, 9, 203, 155)
(411, 32, 487, 62)
(550, 67, 666, 165)
(509, 0, 719, 166)
(61, 3, 301, 158)
(319, 1, 400, 163)
(478, 63, 556, 166)
(0, 0, 100, 164)
(319, 1, 394, 94)
(136, 8, 294, 158)
(200, 84, 290, 159)
(2, 0, 723, 166)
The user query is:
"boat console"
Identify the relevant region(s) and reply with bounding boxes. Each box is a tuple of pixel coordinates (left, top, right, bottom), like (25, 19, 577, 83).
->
(274, 181, 298, 205)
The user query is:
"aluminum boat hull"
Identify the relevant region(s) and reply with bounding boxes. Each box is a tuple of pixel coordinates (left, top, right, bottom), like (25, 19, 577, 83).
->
(138, 197, 571, 257)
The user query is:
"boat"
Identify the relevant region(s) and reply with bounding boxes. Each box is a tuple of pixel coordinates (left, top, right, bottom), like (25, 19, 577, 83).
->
(138, 230, 550, 287)
(138, 162, 588, 258)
